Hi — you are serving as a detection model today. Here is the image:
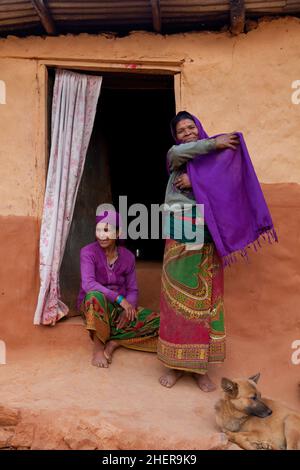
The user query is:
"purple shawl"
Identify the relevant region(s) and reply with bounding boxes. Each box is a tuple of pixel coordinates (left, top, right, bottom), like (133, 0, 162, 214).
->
(172, 115, 278, 266)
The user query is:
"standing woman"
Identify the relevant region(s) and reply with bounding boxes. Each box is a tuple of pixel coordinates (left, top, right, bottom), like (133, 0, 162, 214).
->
(158, 111, 239, 391)
(78, 209, 160, 368)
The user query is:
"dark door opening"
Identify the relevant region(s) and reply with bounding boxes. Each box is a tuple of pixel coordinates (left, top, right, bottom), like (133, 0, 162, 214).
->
(100, 73, 175, 261)
(57, 70, 176, 314)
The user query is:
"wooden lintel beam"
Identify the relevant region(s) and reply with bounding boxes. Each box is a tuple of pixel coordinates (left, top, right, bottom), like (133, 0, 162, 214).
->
(31, 0, 56, 35)
(230, 0, 245, 35)
(150, 0, 161, 33)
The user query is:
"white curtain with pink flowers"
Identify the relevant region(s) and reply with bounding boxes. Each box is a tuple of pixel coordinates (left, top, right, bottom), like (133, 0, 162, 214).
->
(34, 69, 102, 325)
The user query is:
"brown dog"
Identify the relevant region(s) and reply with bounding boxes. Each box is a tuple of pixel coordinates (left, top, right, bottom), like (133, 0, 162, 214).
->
(215, 373, 300, 450)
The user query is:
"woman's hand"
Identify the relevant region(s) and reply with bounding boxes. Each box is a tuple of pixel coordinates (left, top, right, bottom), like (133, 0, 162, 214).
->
(116, 298, 137, 329)
(116, 310, 128, 330)
(215, 133, 240, 150)
(175, 173, 192, 190)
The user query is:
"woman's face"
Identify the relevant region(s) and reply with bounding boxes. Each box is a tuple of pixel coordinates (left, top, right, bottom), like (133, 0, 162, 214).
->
(96, 222, 118, 249)
(176, 118, 199, 143)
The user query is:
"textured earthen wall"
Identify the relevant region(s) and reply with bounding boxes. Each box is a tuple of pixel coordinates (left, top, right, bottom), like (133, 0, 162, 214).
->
(0, 17, 300, 220)
(0, 19, 299, 372)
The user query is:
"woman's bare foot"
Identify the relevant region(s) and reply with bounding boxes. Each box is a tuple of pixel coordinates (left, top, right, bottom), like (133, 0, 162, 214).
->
(104, 340, 120, 364)
(159, 369, 183, 388)
(92, 335, 108, 368)
(193, 373, 217, 392)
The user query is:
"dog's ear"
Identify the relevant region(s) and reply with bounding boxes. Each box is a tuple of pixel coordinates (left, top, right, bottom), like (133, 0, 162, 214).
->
(248, 373, 260, 384)
(221, 378, 238, 398)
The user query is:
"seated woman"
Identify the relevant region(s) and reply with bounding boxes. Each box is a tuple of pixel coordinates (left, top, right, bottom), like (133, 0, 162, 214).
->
(78, 209, 160, 368)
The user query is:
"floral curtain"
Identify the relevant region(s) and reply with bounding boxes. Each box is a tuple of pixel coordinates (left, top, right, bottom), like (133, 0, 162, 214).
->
(34, 69, 102, 325)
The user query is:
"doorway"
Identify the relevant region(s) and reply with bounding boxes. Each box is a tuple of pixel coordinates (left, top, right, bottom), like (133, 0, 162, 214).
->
(56, 69, 176, 314)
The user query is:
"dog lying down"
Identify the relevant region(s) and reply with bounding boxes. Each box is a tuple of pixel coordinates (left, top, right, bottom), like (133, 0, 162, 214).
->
(215, 373, 300, 450)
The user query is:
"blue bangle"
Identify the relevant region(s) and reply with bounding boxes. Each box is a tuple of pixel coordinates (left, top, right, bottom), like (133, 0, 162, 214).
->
(116, 295, 124, 305)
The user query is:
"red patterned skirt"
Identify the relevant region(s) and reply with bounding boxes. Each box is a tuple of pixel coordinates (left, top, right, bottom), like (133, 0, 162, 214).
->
(157, 239, 226, 375)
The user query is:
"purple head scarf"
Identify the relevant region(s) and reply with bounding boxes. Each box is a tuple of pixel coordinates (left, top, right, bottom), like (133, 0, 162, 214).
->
(170, 112, 278, 266)
(95, 208, 125, 244)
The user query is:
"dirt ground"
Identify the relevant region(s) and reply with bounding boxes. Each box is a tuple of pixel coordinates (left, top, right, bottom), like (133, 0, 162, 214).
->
(1, 278, 300, 450)
(2, 182, 300, 450)
(0, 316, 241, 450)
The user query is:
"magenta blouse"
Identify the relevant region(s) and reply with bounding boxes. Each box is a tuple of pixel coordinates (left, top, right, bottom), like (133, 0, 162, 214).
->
(77, 242, 138, 309)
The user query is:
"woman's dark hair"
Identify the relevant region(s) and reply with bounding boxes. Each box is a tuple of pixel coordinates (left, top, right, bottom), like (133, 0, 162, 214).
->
(170, 110, 195, 137)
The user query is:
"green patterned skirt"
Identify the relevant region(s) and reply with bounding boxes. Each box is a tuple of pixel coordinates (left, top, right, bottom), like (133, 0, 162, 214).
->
(81, 291, 160, 352)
